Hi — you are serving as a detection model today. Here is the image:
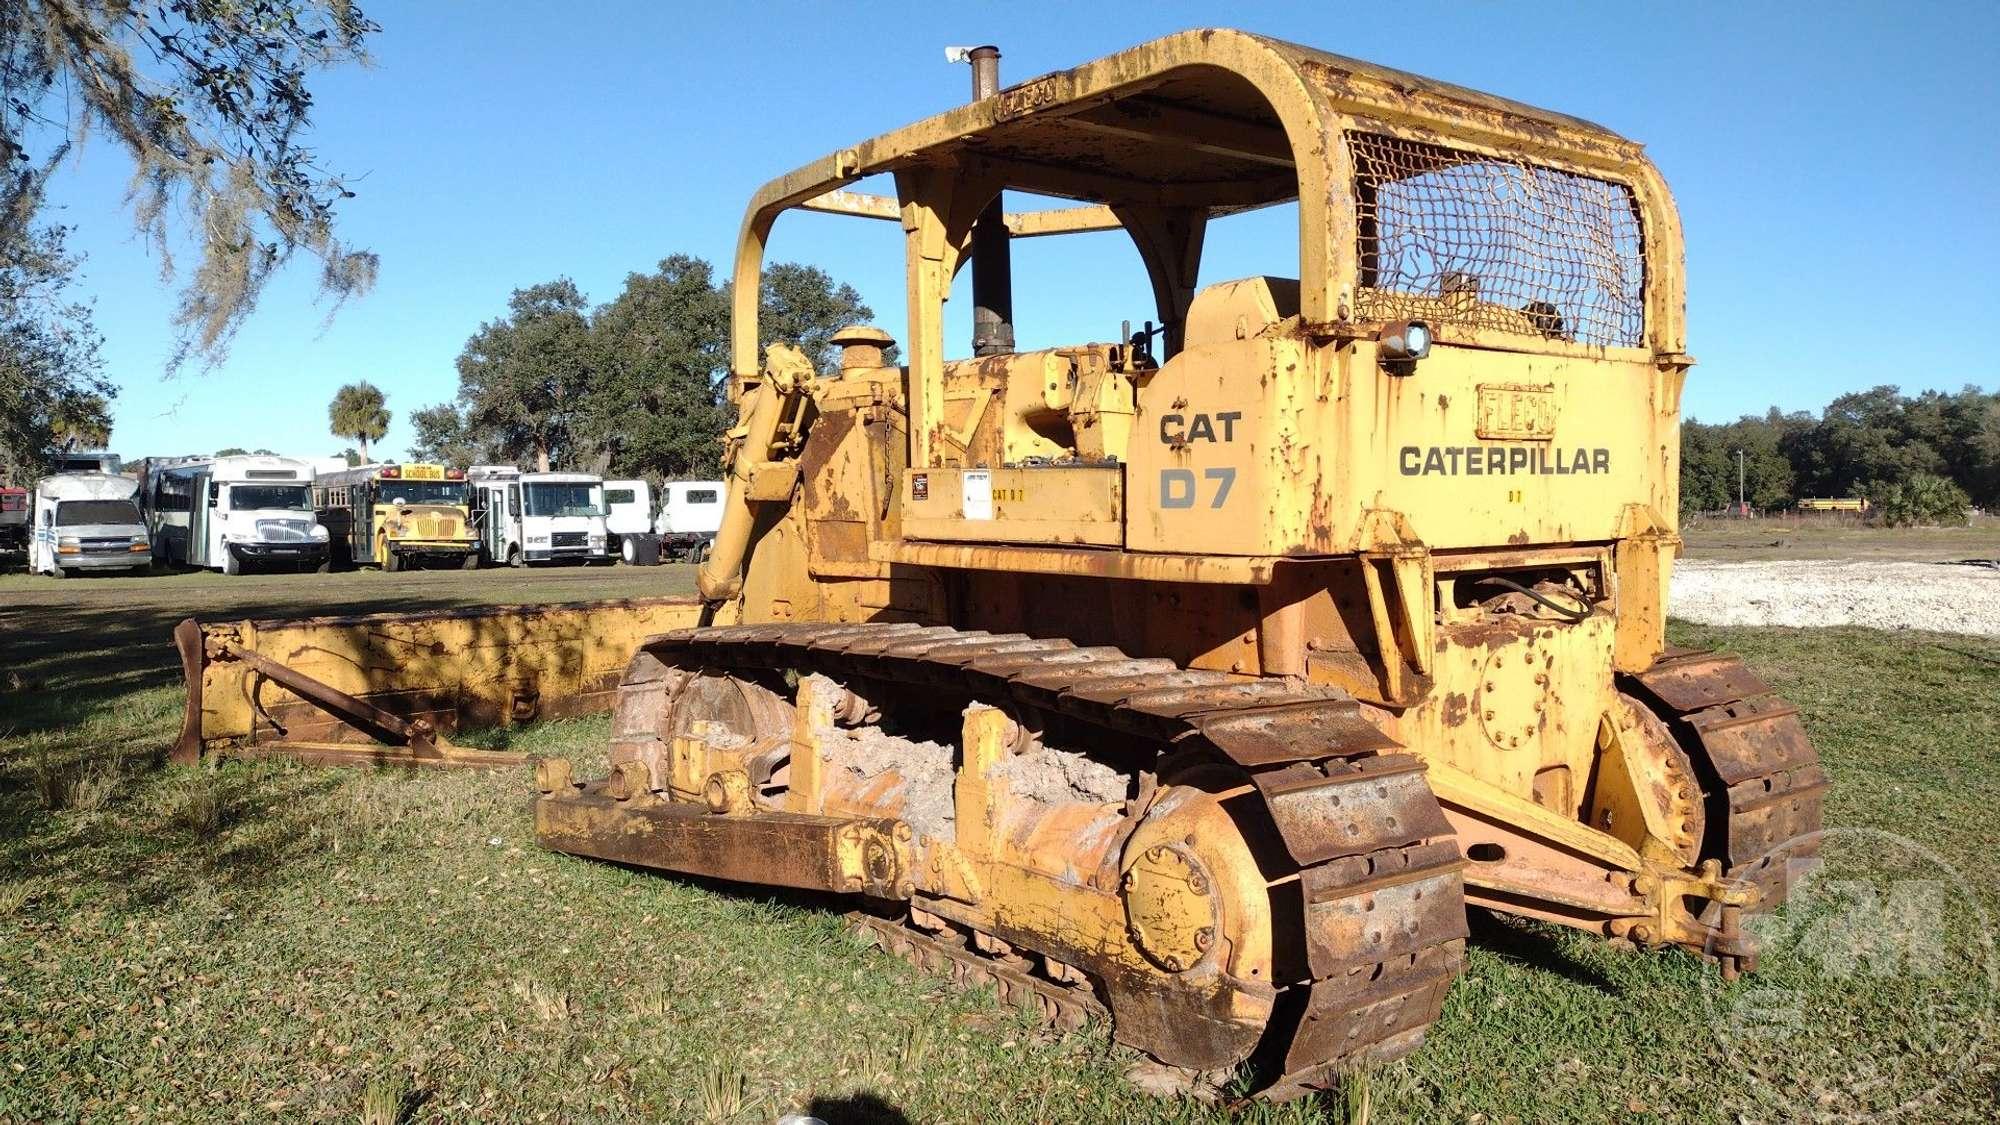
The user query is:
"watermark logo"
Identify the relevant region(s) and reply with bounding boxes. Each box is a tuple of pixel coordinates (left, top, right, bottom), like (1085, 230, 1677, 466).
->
(1701, 828, 1997, 1121)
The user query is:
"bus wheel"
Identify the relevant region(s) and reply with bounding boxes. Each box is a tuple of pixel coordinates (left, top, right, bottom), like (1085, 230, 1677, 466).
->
(460, 552, 479, 571)
(223, 551, 242, 577)
(507, 546, 524, 569)
(315, 558, 332, 574)
(383, 541, 401, 573)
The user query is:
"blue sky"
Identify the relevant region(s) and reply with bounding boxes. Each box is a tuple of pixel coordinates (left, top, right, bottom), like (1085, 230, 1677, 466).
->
(44, 0, 2000, 461)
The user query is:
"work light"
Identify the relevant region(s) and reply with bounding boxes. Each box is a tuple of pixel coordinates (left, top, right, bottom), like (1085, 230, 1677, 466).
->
(1378, 320, 1432, 364)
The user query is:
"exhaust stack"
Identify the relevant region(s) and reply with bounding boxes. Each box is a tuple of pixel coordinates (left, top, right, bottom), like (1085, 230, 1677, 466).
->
(962, 45, 1014, 357)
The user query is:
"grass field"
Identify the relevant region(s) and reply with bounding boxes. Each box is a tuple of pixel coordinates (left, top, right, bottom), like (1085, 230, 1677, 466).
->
(3, 564, 1997, 1122)
(1680, 513, 2000, 562)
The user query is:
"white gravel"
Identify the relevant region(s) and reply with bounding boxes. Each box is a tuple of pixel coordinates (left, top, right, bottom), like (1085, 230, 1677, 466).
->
(1670, 559, 2000, 635)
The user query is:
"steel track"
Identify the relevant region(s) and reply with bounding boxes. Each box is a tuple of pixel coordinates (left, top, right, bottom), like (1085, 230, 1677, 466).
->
(646, 621, 1469, 1097)
(1628, 648, 1830, 916)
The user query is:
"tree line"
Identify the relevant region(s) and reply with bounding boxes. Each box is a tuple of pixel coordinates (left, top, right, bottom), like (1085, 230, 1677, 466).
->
(1682, 385, 2000, 522)
(402, 256, 873, 480)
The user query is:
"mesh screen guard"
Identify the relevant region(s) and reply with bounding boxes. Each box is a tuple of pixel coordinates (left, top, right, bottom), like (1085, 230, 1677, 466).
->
(1349, 131, 1646, 348)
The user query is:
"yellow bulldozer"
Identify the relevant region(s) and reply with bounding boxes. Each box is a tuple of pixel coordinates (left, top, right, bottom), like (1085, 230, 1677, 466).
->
(529, 30, 1827, 1097)
(178, 29, 1828, 1100)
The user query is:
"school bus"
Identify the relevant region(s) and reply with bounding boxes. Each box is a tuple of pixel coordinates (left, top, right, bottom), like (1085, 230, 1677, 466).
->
(312, 462, 477, 570)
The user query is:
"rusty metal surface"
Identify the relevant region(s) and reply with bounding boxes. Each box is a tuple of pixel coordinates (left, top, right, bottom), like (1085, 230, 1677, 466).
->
(727, 28, 1679, 384)
(1632, 648, 1773, 714)
(538, 782, 909, 897)
(222, 740, 529, 770)
(214, 636, 443, 751)
(171, 619, 532, 770)
(175, 597, 706, 763)
(598, 622, 1468, 1095)
(850, 911, 1104, 1031)
(1625, 650, 1829, 909)
(1254, 758, 1454, 865)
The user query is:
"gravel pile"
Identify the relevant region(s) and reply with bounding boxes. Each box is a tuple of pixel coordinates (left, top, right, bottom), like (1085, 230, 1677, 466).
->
(1670, 559, 2000, 636)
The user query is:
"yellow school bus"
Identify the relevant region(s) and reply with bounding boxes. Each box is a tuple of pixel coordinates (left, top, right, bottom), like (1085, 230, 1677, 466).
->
(312, 462, 477, 570)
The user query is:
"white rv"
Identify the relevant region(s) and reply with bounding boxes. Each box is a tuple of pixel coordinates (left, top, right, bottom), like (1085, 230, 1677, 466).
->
(467, 466, 609, 566)
(52, 449, 122, 475)
(602, 479, 654, 563)
(655, 480, 725, 561)
(29, 473, 151, 577)
(143, 455, 329, 575)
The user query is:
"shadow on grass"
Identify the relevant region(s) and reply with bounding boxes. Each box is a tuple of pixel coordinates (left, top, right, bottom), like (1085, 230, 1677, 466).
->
(0, 590, 492, 732)
(805, 1091, 913, 1124)
(1466, 907, 1621, 993)
(0, 757, 349, 923)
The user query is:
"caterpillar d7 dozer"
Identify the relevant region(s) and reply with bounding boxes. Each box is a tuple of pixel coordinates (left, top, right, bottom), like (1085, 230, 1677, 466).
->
(535, 30, 1826, 1097)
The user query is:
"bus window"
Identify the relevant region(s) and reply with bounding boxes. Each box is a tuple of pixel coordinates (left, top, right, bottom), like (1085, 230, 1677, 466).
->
(377, 480, 467, 507)
(230, 484, 313, 511)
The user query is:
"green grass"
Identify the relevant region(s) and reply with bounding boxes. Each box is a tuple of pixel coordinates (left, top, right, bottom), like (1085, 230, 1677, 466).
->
(2, 568, 1997, 1121)
(1680, 512, 2000, 562)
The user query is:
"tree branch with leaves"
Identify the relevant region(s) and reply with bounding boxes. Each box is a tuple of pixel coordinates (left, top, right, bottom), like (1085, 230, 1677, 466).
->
(2, 0, 380, 368)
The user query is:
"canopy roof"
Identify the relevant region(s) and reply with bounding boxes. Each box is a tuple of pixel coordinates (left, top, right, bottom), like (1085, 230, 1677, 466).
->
(730, 28, 1683, 380)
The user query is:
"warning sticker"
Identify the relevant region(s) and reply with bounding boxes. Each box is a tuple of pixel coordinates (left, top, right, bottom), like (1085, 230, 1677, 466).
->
(962, 470, 993, 520)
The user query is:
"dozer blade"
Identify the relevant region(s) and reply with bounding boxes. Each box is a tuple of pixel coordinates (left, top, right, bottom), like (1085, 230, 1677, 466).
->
(173, 598, 707, 767)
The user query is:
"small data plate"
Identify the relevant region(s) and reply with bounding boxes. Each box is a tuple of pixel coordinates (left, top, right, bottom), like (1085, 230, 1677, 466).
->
(1476, 384, 1557, 440)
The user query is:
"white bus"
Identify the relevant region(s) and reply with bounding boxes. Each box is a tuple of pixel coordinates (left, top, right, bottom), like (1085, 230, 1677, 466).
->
(655, 480, 724, 561)
(144, 455, 329, 575)
(467, 466, 609, 566)
(29, 473, 151, 577)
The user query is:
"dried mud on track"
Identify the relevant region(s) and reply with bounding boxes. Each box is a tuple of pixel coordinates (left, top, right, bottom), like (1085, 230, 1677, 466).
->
(1671, 558, 2000, 636)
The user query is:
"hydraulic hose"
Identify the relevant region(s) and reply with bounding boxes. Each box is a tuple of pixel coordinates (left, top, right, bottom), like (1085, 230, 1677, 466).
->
(1472, 574, 1593, 623)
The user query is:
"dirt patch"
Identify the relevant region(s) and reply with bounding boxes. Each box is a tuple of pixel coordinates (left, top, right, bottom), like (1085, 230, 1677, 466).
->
(1670, 559, 2000, 636)
(814, 678, 957, 841)
(991, 738, 1127, 805)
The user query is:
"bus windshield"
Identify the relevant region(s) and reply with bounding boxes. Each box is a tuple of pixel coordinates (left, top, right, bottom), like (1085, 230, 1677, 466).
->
(525, 482, 604, 518)
(56, 499, 141, 526)
(230, 484, 312, 512)
(376, 481, 467, 507)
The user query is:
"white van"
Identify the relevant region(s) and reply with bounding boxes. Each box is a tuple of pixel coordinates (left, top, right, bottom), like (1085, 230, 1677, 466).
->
(467, 466, 609, 566)
(30, 473, 151, 577)
(144, 455, 329, 575)
(655, 480, 725, 561)
(602, 479, 655, 562)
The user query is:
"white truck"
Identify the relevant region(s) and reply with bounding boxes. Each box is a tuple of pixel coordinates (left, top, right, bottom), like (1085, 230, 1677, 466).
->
(29, 473, 152, 577)
(142, 455, 329, 575)
(654, 480, 724, 562)
(602, 478, 655, 564)
(467, 466, 610, 566)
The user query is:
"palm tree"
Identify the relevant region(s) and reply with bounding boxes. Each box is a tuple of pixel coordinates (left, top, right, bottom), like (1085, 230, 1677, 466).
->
(328, 382, 391, 462)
